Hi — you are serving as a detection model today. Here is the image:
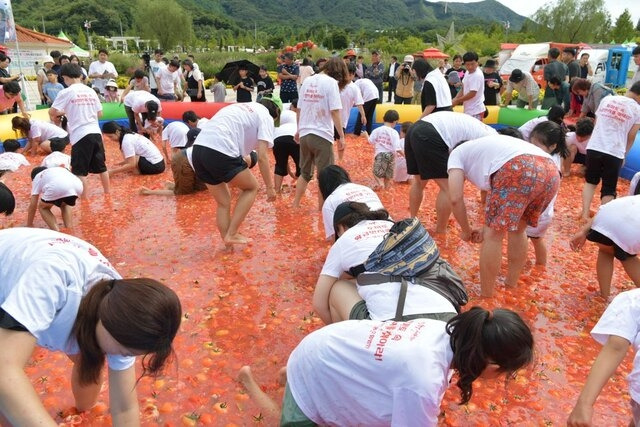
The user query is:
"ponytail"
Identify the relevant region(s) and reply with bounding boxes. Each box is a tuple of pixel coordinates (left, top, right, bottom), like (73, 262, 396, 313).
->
(102, 121, 133, 148)
(446, 307, 533, 404)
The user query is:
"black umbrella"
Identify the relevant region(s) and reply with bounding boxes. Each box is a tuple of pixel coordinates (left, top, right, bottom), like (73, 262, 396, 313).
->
(219, 59, 260, 86)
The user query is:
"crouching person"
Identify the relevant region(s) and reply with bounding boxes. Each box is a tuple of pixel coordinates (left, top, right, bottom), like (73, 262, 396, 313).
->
(27, 166, 83, 231)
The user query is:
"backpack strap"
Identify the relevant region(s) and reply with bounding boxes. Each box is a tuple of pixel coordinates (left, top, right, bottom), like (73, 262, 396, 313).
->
(394, 278, 408, 321)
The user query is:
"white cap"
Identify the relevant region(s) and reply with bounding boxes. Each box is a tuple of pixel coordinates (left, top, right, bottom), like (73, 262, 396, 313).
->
(403, 54, 414, 63)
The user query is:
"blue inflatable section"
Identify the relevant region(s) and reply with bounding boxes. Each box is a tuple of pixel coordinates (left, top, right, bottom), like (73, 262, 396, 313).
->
(621, 133, 640, 180)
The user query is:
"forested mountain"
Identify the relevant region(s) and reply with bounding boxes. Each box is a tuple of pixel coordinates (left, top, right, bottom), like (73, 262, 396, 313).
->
(12, 0, 527, 39)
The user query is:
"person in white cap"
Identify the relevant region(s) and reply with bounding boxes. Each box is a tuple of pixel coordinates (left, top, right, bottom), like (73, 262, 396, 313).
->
(394, 55, 416, 104)
(103, 79, 119, 102)
(36, 55, 55, 106)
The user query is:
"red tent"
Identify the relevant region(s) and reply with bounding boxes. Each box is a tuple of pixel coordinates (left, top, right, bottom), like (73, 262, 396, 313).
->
(422, 48, 449, 59)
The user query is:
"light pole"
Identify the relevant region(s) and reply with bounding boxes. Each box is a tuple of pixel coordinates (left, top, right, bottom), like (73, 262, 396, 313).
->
(84, 20, 97, 55)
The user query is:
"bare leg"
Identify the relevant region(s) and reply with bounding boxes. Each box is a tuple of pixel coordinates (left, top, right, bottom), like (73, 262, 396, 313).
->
(601, 194, 614, 205)
(581, 182, 597, 220)
(328, 280, 363, 323)
(505, 222, 528, 287)
(373, 175, 383, 190)
(293, 176, 310, 208)
(237, 366, 281, 419)
(621, 257, 640, 287)
(274, 174, 284, 193)
(530, 237, 548, 266)
(409, 177, 427, 217)
(39, 140, 53, 154)
(79, 176, 89, 199)
(139, 186, 175, 196)
(99, 171, 110, 195)
(596, 246, 615, 298)
(209, 169, 258, 245)
(480, 226, 505, 297)
(434, 178, 451, 234)
(61, 204, 74, 228)
(383, 177, 391, 190)
(39, 203, 59, 231)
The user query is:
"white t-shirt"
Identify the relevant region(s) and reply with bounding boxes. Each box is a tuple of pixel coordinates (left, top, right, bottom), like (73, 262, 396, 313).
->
(157, 67, 180, 95)
(194, 102, 274, 157)
(32, 166, 83, 201)
(0, 152, 29, 172)
(162, 121, 190, 149)
(274, 109, 297, 139)
(121, 134, 164, 165)
(354, 78, 380, 103)
(298, 73, 342, 142)
(322, 183, 385, 239)
(591, 195, 640, 254)
(196, 118, 209, 129)
(518, 116, 548, 142)
(447, 134, 552, 191)
(369, 125, 400, 155)
(287, 319, 453, 426)
(461, 68, 485, 116)
(51, 83, 103, 144)
(41, 152, 71, 169)
(0, 228, 133, 370)
(123, 91, 162, 114)
(149, 60, 166, 90)
(321, 220, 392, 277)
(566, 131, 589, 155)
(29, 120, 68, 141)
(591, 288, 640, 403)
(339, 82, 364, 129)
(87, 60, 118, 94)
(423, 111, 496, 150)
(587, 96, 640, 159)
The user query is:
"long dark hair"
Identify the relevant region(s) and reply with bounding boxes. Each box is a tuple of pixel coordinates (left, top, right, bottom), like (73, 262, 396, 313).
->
(11, 116, 30, 137)
(530, 120, 569, 158)
(101, 121, 133, 148)
(446, 307, 533, 404)
(323, 57, 351, 90)
(71, 278, 182, 385)
(0, 182, 15, 215)
(319, 165, 351, 200)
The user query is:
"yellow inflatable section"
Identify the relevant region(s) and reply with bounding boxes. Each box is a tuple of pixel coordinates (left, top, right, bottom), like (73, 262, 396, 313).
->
(0, 109, 52, 141)
(374, 105, 503, 124)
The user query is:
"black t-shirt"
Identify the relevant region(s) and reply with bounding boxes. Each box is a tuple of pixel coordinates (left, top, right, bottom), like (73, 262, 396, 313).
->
(236, 77, 254, 103)
(445, 67, 465, 99)
(255, 76, 274, 94)
(568, 60, 581, 79)
(483, 71, 503, 106)
(421, 81, 453, 113)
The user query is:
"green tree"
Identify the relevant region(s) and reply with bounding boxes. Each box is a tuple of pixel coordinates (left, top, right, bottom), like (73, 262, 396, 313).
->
(532, 0, 610, 42)
(636, 18, 640, 32)
(610, 9, 635, 42)
(75, 28, 88, 50)
(134, 0, 192, 50)
(326, 30, 348, 50)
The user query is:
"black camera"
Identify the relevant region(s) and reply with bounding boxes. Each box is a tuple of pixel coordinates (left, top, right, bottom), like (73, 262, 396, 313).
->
(402, 63, 411, 73)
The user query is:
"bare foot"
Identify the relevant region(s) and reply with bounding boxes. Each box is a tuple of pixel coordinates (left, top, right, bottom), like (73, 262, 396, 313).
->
(224, 233, 252, 245)
(238, 365, 254, 387)
(139, 187, 152, 195)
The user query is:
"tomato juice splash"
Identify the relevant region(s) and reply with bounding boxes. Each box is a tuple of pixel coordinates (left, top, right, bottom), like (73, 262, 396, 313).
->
(4, 133, 634, 425)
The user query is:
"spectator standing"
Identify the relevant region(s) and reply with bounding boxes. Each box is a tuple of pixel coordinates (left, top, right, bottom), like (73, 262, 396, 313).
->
(87, 49, 118, 96)
(628, 46, 640, 88)
(394, 55, 415, 105)
(579, 52, 593, 78)
(277, 52, 299, 103)
(365, 50, 385, 102)
(387, 56, 398, 102)
(563, 48, 581, 80)
(452, 52, 485, 120)
(211, 73, 227, 102)
(182, 59, 204, 102)
(148, 49, 166, 96)
(542, 47, 568, 109)
(298, 58, 315, 90)
(36, 55, 55, 105)
(255, 66, 275, 101)
(444, 54, 465, 99)
(155, 59, 182, 101)
(414, 59, 453, 117)
(482, 59, 502, 106)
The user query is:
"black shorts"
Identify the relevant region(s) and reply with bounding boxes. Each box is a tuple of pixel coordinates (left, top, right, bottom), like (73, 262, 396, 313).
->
(0, 308, 27, 331)
(404, 120, 449, 179)
(42, 195, 78, 207)
(48, 136, 69, 152)
(70, 133, 107, 176)
(273, 135, 300, 177)
(573, 152, 586, 165)
(587, 229, 635, 261)
(192, 145, 247, 185)
(138, 157, 165, 175)
(584, 149, 623, 199)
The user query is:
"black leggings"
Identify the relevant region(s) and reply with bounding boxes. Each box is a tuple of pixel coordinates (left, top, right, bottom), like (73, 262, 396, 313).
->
(354, 99, 377, 136)
(273, 135, 300, 177)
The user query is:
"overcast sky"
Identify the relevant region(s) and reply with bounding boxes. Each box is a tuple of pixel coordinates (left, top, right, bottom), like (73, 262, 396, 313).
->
(431, 0, 639, 24)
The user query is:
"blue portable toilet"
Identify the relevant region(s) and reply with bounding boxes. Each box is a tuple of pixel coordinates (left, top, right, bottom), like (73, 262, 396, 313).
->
(606, 46, 632, 87)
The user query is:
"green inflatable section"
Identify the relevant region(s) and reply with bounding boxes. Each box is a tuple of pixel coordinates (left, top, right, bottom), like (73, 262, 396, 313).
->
(101, 102, 127, 120)
(496, 107, 548, 127)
